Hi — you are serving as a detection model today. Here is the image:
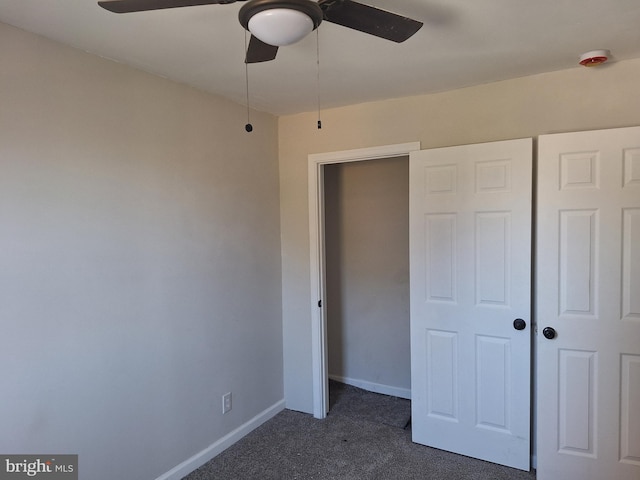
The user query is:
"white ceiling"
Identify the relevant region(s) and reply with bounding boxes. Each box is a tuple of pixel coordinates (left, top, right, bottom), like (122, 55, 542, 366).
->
(1, 0, 639, 115)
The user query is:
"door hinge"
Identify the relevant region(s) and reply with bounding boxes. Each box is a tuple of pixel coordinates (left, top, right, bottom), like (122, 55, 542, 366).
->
(318, 300, 322, 308)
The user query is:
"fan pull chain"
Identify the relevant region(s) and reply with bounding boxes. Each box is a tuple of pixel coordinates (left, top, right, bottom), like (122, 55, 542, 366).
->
(244, 31, 253, 133)
(316, 29, 322, 130)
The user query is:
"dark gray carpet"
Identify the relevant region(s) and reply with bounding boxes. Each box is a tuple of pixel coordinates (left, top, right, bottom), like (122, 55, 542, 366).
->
(327, 380, 411, 429)
(183, 382, 536, 480)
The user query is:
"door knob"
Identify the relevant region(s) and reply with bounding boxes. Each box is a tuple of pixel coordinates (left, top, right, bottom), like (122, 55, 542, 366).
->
(513, 318, 526, 330)
(542, 327, 557, 339)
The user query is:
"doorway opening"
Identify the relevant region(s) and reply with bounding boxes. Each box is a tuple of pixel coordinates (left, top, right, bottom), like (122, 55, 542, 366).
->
(323, 157, 411, 417)
(308, 142, 420, 419)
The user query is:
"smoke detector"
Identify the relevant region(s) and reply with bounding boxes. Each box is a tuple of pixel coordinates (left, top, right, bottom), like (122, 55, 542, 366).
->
(579, 49, 610, 67)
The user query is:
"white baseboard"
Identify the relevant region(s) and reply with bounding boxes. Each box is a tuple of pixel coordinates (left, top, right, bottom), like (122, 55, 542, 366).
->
(155, 399, 286, 480)
(329, 374, 411, 400)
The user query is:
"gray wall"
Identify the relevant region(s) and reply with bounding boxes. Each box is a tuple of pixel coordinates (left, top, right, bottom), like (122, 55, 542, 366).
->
(0, 23, 282, 480)
(324, 157, 410, 397)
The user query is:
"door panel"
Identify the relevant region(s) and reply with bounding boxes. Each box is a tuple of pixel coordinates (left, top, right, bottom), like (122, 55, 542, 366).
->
(410, 138, 532, 470)
(537, 126, 640, 479)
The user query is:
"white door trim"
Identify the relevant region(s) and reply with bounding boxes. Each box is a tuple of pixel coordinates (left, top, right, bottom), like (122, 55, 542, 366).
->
(308, 142, 421, 419)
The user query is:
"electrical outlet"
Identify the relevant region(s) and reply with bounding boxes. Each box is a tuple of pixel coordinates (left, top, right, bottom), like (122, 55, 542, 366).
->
(222, 392, 232, 414)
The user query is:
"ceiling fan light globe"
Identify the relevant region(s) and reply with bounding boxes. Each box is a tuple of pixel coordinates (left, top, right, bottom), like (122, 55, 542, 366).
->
(248, 8, 314, 46)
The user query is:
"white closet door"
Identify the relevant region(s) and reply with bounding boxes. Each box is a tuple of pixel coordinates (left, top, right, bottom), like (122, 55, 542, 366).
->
(537, 126, 640, 480)
(410, 138, 532, 470)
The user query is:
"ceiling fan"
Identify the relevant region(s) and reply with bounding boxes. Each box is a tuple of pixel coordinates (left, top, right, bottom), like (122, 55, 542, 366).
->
(97, 0, 423, 63)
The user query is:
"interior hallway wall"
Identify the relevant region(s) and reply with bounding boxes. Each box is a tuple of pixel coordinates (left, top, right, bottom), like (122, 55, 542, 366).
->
(279, 57, 640, 413)
(324, 157, 410, 398)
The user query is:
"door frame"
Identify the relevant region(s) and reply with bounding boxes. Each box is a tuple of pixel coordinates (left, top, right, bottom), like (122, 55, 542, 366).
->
(308, 142, 421, 419)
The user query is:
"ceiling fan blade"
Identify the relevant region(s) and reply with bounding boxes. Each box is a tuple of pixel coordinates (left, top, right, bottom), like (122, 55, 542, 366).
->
(98, 0, 242, 14)
(320, 0, 423, 43)
(245, 35, 279, 63)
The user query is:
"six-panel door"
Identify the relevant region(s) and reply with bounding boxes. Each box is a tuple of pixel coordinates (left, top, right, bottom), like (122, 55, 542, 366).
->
(537, 126, 640, 480)
(409, 138, 532, 470)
